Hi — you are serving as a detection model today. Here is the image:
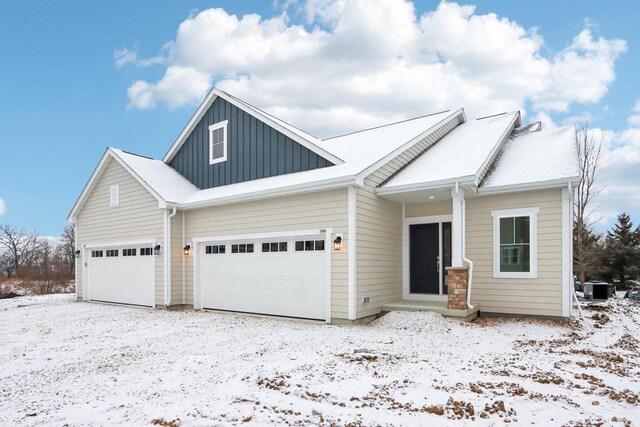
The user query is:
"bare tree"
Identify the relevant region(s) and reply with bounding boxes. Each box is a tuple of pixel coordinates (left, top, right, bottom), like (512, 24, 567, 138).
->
(574, 124, 605, 284)
(59, 224, 76, 276)
(0, 225, 40, 277)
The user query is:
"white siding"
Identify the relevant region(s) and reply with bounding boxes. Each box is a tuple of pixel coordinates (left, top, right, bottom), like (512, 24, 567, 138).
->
(75, 158, 165, 306)
(465, 189, 564, 317)
(184, 188, 349, 320)
(355, 115, 461, 318)
(403, 189, 564, 317)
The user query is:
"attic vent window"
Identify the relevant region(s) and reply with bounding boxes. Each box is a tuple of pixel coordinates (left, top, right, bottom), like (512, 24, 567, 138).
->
(110, 184, 119, 207)
(209, 120, 228, 165)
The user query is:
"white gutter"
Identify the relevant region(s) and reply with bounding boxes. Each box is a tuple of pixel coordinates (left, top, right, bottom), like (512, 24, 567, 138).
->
(477, 177, 580, 195)
(376, 175, 476, 196)
(164, 207, 177, 306)
(179, 174, 362, 209)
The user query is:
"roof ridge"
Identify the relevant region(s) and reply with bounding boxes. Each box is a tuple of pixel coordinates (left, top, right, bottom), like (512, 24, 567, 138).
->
(322, 110, 452, 141)
(113, 148, 154, 160)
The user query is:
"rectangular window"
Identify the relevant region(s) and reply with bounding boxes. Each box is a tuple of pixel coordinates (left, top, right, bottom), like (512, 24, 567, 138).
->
(209, 120, 228, 165)
(295, 240, 324, 251)
(205, 245, 226, 254)
(106, 249, 118, 257)
(263, 242, 288, 253)
(140, 247, 153, 256)
(123, 248, 136, 257)
(110, 184, 119, 207)
(91, 250, 103, 258)
(230, 243, 253, 254)
(492, 208, 538, 278)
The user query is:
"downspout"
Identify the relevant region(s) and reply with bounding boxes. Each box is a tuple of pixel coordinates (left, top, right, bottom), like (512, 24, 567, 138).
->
(461, 196, 474, 310)
(454, 182, 474, 310)
(182, 210, 186, 306)
(164, 207, 177, 306)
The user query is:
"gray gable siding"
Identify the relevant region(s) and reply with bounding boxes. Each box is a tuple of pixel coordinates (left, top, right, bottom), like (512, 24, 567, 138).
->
(169, 97, 333, 189)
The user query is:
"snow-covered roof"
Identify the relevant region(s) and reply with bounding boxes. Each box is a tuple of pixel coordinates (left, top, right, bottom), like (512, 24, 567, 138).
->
(110, 149, 198, 203)
(320, 111, 456, 175)
(379, 112, 520, 192)
(480, 126, 580, 192)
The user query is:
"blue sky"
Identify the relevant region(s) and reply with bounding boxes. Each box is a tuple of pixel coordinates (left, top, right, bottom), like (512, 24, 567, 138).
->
(1, 0, 639, 237)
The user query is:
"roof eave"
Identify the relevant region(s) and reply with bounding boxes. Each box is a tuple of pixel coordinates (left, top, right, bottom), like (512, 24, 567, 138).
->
(376, 175, 476, 196)
(179, 174, 362, 210)
(477, 176, 581, 195)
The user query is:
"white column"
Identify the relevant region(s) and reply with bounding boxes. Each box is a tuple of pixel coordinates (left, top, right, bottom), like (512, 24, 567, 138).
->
(451, 187, 464, 268)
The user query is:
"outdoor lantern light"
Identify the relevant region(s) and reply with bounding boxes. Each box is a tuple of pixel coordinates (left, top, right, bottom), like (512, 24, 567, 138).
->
(333, 235, 343, 251)
(74, 249, 81, 258)
(183, 244, 191, 256)
(154, 244, 161, 255)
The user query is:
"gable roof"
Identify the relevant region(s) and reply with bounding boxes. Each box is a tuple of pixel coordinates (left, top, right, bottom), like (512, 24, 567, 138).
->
(67, 148, 198, 221)
(162, 88, 344, 165)
(320, 110, 463, 177)
(479, 126, 580, 193)
(378, 112, 520, 194)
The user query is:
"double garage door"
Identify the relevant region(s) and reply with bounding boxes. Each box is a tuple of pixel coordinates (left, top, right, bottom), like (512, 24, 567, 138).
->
(200, 233, 328, 320)
(86, 243, 155, 307)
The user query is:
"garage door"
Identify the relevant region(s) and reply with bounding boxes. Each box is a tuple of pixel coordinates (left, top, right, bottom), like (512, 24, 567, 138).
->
(87, 244, 155, 307)
(200, 234, 328, 320)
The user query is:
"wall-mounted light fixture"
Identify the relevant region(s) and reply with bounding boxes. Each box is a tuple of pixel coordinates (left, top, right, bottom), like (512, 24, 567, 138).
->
(74, 249, 81, 258)
(183, 244, 192, 256)
(333, 234, 343, 251)
(154, 244, 161, 256)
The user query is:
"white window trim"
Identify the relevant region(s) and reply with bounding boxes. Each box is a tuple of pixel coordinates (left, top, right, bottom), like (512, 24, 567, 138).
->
(491, 207, 539, 279)
(208, 120, 228, 165)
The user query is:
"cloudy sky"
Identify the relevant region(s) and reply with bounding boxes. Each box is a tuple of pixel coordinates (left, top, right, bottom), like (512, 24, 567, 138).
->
(0, 0, 638, 236)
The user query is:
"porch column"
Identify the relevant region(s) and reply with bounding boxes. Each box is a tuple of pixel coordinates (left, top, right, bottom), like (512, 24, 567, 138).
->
(451, 187, 464, 268)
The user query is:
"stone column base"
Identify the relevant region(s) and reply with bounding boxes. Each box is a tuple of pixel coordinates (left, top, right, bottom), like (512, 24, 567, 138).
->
(446, 266, 469, 310)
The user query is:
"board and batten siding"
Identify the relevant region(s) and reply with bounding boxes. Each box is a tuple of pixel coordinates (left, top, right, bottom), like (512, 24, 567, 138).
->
(465, 189, 564, 317)
(74, 158, 165, 306)
(169, 97, 333, 189)
(355, 115, 461, 319)
(183, 188, 349, 320)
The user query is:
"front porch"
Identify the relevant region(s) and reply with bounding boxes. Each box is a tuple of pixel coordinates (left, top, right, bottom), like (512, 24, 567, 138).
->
(381, 300, 479, 322)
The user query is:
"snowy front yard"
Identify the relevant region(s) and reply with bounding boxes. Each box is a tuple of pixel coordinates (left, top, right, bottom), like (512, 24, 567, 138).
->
(1, 296, 639, 426)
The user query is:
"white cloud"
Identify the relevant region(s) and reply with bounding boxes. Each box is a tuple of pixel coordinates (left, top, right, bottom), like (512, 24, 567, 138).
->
(590, 104, 640, 231)
(627, 100, 640, 127)
(114, 47, 166, 69)
(0, 197, 5, 216)
(119, 1, 626, 137)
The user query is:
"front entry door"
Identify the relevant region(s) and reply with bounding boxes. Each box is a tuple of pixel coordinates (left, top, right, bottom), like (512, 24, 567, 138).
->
(409, 223, 440, 294)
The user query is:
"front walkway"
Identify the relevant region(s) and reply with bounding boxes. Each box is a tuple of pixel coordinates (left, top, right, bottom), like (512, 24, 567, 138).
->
(381, 299, 479, 321)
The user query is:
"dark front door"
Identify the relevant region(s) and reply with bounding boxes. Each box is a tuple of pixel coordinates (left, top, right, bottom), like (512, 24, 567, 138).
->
(409, 223, 440, 294)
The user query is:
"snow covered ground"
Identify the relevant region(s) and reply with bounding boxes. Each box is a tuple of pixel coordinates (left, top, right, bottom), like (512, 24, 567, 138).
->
(1, 295, 638, 426)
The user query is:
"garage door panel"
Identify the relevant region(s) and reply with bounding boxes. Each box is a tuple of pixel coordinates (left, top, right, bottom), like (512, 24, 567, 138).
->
(200, 236, 327, 320)
(88, 245, 154, 307)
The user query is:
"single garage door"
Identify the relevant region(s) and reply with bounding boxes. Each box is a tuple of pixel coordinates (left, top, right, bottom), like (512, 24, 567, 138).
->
(87, 244, 155, 307)
(200, 234, 328, 320)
